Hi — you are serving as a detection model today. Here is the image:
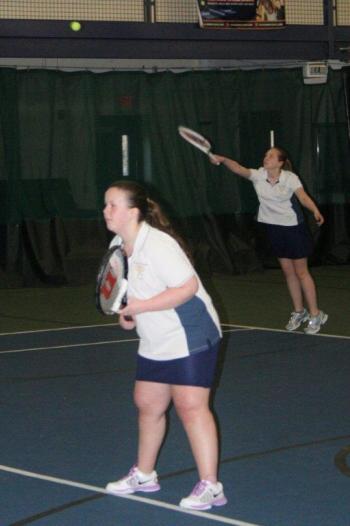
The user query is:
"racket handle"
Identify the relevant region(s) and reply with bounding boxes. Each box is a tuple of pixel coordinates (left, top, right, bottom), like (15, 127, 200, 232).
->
(208, 152, 220, 165)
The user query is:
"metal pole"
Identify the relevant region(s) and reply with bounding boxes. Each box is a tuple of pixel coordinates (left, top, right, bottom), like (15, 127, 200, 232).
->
(144, 0, 156, 23)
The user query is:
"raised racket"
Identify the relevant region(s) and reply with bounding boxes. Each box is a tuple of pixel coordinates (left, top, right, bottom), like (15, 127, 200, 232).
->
(178, 126, 219, 164)
(96, 245, 129, 316)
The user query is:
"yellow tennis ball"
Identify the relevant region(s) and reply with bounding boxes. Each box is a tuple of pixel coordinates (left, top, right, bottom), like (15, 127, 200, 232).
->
(69, 21, 81, 32)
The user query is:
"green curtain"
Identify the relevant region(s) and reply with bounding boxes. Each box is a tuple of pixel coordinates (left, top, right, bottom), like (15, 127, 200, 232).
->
(0, 66, 349, 285)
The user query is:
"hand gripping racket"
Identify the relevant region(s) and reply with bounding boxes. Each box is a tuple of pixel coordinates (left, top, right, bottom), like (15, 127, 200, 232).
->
(96, 245, 129, 316)
(178, 126, 219, 164)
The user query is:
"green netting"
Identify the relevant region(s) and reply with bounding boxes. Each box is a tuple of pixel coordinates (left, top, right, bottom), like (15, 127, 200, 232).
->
(1, 67, 349, 225)
(0, 66, 350, 285)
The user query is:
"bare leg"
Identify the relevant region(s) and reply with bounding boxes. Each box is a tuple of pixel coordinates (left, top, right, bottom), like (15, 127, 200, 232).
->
(279, 258, 304, 312)
(134, 381, 171, 474)
(172, 385, 218, 482)
(292, 258, 319, 317)
(279, 257, 319, 316)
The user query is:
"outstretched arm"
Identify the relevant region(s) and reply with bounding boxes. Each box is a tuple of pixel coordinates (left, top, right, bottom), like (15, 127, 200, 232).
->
(210, 154, 251, 178)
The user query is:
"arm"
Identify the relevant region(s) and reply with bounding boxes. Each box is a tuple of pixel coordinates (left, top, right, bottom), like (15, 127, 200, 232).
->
(118, 275, 199, 317)
(210, 154, 251, 178)
(295, 187, 324, 225)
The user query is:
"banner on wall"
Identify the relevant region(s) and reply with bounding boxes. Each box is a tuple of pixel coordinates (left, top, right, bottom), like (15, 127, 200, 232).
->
(197, 0, 286, 29)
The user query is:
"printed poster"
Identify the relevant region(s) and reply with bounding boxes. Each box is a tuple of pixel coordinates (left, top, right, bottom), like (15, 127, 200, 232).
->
(197, 0, 286, 29)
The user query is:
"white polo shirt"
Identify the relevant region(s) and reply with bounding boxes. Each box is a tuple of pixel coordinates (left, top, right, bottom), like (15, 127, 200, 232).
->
(249, 168, 304, 226)
(110, 222, 221, 361)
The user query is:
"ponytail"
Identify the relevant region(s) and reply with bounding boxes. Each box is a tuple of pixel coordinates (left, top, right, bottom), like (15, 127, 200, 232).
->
(145, 198, 170, 229)
(145, 198, 193, 261)
(275, 147, 293, 171)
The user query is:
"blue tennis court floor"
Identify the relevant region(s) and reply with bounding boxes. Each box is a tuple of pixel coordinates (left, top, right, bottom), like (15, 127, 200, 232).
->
(0, 323, 349, 526)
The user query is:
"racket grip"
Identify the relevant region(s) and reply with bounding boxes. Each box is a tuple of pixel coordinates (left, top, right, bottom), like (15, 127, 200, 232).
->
(208, 152, 220, 165)
(120, 290, 133, 322)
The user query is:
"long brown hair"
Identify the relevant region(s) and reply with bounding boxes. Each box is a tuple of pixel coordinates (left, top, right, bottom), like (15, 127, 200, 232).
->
(107, 180, 192, 260)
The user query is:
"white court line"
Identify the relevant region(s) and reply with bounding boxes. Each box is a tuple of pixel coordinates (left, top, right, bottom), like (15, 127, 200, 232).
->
(1, 324, 348, 355)
(0, 322, 117, 337)
(220, 323, 350, 340)
(221, 328, 253, 334)
(0, 337, 139, 355)
(0, 464, 262, 526)
(1, 321, 348, 341)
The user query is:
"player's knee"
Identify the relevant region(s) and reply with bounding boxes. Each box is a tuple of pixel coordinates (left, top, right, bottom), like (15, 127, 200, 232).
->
(295, 268, 310, 281)
(174, 398, 205, 423)
(134, 392, 165, 416)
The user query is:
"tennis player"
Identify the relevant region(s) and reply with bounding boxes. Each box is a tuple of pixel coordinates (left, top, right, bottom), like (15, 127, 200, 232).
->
(103, 180, 227, 511)
(211, 147, 328, 334)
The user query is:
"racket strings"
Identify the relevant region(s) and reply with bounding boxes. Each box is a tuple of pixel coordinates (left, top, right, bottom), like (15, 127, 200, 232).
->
(178, 126, 211, 154)
(100, 271, 117, 300)
(96, 246, 128, 315)
(186, 133, 208, 148)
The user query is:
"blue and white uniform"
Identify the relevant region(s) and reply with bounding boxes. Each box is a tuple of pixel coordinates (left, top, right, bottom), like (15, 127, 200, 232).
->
(249, 168, 313, 258)
(111, 222, 222, 386)
(249, 168, 303, 225)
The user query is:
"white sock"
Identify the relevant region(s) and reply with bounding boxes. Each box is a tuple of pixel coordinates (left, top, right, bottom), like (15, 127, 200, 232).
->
(203, 479, 219, 488)
(136, 468, 154, 482)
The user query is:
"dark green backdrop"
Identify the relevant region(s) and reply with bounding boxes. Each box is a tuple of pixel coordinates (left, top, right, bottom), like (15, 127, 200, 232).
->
(0, 67, 349, 286)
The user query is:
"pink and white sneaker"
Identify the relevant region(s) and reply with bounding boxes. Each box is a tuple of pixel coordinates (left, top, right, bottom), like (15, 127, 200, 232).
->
(179, 480, 227, 510)
(105, 465, 160, 495)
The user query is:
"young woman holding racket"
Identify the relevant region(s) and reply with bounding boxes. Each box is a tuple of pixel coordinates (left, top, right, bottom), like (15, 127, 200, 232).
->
(210, 147, 328, 335)
(103, 180, 227, 511)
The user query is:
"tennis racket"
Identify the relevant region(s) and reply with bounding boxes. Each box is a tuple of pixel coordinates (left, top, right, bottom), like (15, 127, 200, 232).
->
(96, 245, 129, 316)
(178, 126, 219, 164)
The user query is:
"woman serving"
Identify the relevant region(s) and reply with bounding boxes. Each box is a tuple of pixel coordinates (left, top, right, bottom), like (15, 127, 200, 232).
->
(211, 147, 328, 334)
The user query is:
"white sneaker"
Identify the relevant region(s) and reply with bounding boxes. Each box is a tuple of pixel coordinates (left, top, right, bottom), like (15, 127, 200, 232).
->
(179, 480, 227, 510)
(304, 311, 328, 335)
(105, 465, 160, 495)
(285, 309, 309, 331)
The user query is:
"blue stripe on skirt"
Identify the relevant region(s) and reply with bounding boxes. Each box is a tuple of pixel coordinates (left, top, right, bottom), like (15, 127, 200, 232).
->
(135, 342, 220, 388)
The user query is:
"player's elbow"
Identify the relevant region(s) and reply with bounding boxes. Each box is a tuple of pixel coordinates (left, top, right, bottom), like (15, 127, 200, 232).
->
(185, 275, 199, 298)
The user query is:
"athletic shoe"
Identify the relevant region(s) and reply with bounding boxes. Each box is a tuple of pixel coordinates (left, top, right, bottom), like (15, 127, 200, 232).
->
(285, 309, 309, 331)
(304, 311, 328, 335)
(179, 480, 227, 510)
(105, 465, 160, 495)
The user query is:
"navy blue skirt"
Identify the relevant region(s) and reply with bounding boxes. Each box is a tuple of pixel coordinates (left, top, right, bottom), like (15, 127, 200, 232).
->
(264, 222, 313, 259)
(135, 342, 220, 388)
